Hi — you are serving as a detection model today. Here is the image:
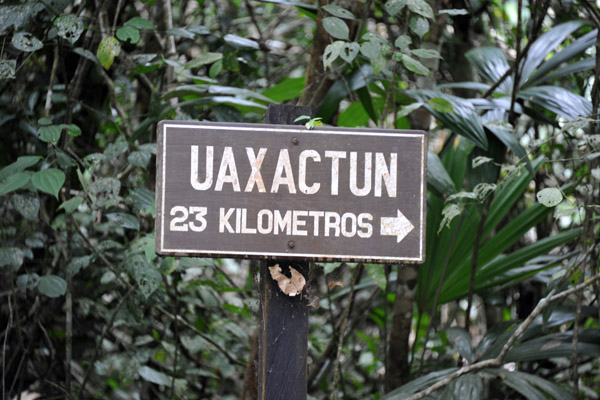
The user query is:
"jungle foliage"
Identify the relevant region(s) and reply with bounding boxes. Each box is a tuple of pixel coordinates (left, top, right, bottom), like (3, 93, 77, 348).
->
(0, 0, 599, 399)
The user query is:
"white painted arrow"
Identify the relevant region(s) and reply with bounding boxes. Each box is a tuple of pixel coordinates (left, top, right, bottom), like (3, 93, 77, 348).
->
(380, 209, 414, 243)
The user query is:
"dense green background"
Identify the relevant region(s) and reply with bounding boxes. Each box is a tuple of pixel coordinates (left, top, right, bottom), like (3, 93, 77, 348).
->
(0, 0, 599, 399)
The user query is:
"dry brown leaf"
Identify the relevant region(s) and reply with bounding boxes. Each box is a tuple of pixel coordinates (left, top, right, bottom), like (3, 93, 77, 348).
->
(307, 296, 320, 308)
(328, 280, 344, 289)
(268, 264, 306, 296)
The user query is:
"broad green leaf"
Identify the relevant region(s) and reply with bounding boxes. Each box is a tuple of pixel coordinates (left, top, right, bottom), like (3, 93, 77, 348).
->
(73, 47, 100, 65)
(127, 187, 154, 215)
(106, 212, 140, 230)
(262, 77, 305, 102)
(519, 21, 585, 84)
(67, 255, 92, 276)
(11, 32, 43, 52)
(185, 53, 223, 69)
(322, 17, 349, 40)
(0, 60, 16, 80)
(518, 86, 591, 120)
(0, 247, 24, 271)
(381, 368, 458, 398)
(61, 123, 82, 137)
(116, 26, 140, 44)
(97, 36, 121, 70)
(128, 151, 151, 168)
(38, 125, 62, 145)
(318, 64, 374, 122)
(428, 97, 453, 113)
(0, 156, 41, 181)
(54, 15, 83, 44)
(365, 264, 386, 290)
(360, 42, 380, 59)
(445, 327, 475, 362)
(397, 102, 423, 118)
(58, 195, 84, 213)
(124, 17, 155, 30)
(407, 0, 433, 19)
(411, 48, 442, 59)
(32, 169, 65, 199)
(427, 152, 456, 198)
(11, 194, 39, 220)
(466, 47, 512, 94)
(409, 16, 429, 38)
(340, 42, 360, 63)
(384, 0, 407, 16)
(394, 35, 411, 50)
(37, 275, 67, 297)
(536, 188, 563, 207)
(130, 254, 160, 298)
(209, 59, 223, 78)
(322, 4, 355, 20)
(38, 117, 52, 126)
(441, 374, 482, 400)
(0, 171, 32, 195)
(138, 366, 171, 385)
(402, 55, 429, 76)
(338, 101, 370, 127)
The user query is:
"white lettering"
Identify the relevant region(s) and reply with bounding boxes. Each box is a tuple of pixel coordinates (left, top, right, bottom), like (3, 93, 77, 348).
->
(190, 146, 213, 190)
(324, 211, 340, 237)
(257, 209, 273, 234)
(271, 149, 296, 194)
(358, 213, 373, 238)
(274, 210, 292, 235)
(349, 152, 372, 196)
(341, 212, 357, 237)
(245, 147, 267, 193)
(298, 150, 321, 194)
(325, 151, 346, 195)
(292, 210, 308, 236)
(215, 147, 241, 192)
(219, 207, 235, 233)
(375, 153, 397, 197)
(309, 211, 324, 236)
(241, 208, 257, 234)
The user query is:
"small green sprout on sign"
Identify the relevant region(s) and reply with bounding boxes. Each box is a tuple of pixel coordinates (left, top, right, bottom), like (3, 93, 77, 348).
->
(294, 115, 323, 130)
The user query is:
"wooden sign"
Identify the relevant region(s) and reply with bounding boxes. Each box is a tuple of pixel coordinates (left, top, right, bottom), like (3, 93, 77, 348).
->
(155, 121, 427, 263)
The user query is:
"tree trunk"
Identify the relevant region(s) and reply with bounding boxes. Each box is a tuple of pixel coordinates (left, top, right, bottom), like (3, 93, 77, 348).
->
(385, 264, 418, 391)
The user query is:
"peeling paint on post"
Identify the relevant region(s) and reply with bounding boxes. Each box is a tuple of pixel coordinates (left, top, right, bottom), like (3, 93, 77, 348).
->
(259, 104, 310, 400)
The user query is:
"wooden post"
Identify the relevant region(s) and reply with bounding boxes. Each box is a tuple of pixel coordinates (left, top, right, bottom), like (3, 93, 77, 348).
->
(258, 104, 311, 400)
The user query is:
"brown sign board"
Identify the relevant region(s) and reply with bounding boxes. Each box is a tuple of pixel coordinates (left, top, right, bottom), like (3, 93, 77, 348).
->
(155, 121, 427, 263)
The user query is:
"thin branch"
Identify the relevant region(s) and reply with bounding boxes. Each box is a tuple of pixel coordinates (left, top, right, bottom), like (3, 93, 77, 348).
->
(155, 306, 245, 367)
(330, 264, 363, 400)
(78, 286, 134, 398)
(509, 0, 523, 124)
(466, 202, 490, 334)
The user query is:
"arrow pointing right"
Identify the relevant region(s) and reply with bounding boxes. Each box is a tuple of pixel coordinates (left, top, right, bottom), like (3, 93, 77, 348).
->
(380, 209, 414, 243)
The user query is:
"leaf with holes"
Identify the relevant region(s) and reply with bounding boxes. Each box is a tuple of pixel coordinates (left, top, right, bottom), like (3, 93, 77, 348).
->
(0, 60, 16, 80)
(322, 4, 355, 20)
(54, 15, 83, 44)
(438, 203, 462, 234)
(323, 41, 344, 69)
(536, 188, 563, 207)
(340, 42, 360, 63)
(268, 264, 306, 296)
(130, 255, 161, 298)
(323, 17, 349, 40)
(97, 36, 121, 70)
(12, 32, 43, 52)
(11, 194, 39, 220)
(37, 275, 67, 297)
(117, 26, 140, 44)
(0, 247, 24, 271)
(32, 169, 65, 199)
